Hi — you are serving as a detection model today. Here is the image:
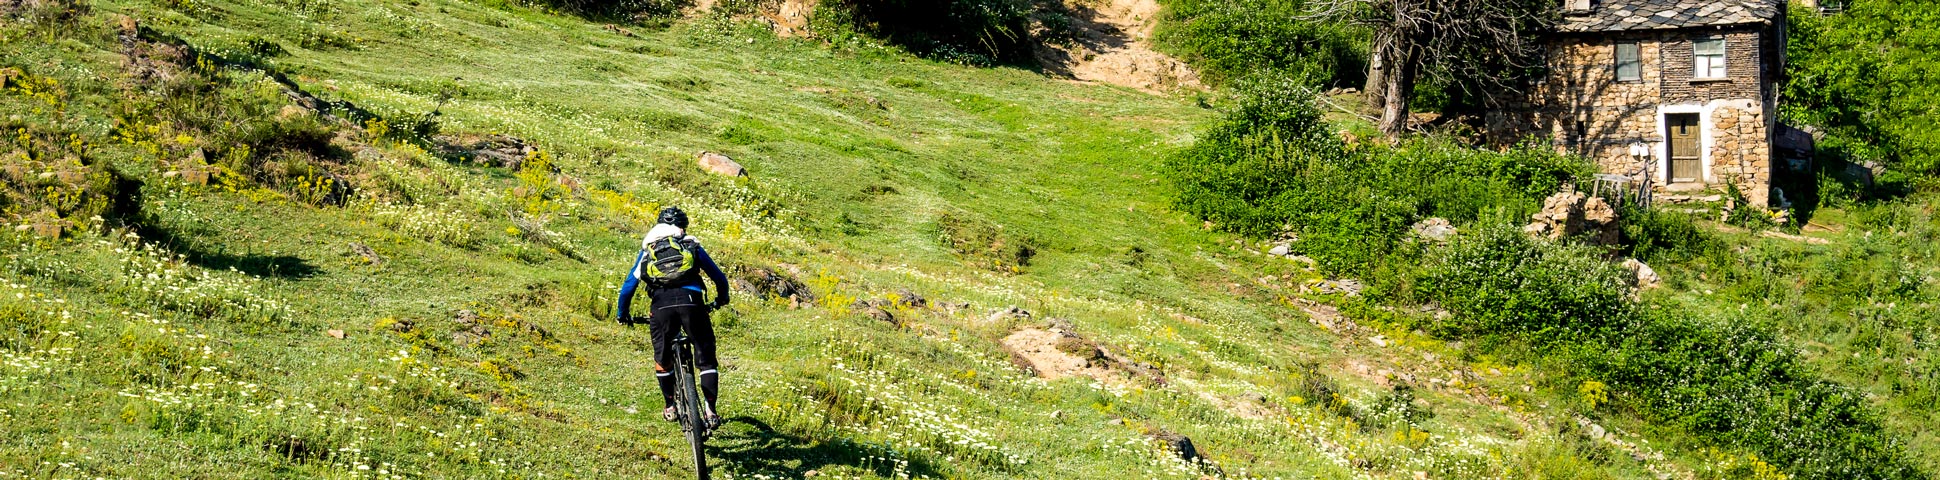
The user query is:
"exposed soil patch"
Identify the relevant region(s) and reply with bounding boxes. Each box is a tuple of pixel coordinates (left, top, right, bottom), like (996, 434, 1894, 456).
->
(1035, 0, 1201, 93)
(1001, 328, 1163, 389)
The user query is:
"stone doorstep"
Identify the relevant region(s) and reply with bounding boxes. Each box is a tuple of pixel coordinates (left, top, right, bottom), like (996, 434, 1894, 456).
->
(1659, 182, 1708, 192)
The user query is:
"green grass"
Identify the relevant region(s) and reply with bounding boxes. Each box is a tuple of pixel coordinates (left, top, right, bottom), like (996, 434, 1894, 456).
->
(0, 0, 1929, 479)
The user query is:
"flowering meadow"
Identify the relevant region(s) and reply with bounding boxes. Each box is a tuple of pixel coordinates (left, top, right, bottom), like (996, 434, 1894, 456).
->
(0, 0, 1932, 478)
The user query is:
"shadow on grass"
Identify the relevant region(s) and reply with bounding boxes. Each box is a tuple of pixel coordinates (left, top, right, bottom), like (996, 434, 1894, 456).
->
(709, 416, 946, 478)
(134, 220, 321, 280)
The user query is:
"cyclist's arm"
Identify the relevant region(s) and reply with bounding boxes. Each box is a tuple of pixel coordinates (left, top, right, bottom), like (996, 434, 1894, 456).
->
(692, 244, 730, 307)
(615, 250, 646, 323)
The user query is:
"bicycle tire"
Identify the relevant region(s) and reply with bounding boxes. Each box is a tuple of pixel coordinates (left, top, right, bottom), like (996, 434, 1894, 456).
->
(680, 347, 710, 479)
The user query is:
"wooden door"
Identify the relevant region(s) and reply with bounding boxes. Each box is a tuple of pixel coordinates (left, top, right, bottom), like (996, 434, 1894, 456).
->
(1666, 114, 1702, 182)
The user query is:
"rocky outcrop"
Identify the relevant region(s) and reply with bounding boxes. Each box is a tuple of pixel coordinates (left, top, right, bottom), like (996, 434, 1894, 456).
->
(1001, 328, 1165, 388)
(729, 265, 813, 304)
(436, 134, 535, 170)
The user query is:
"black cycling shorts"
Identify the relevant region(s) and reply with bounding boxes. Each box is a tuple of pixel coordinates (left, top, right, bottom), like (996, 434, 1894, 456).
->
(648, 288, 717, 375)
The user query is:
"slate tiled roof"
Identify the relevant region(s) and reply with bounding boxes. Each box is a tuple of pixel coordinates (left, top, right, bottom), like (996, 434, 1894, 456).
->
(1559, 0, 1782, 32)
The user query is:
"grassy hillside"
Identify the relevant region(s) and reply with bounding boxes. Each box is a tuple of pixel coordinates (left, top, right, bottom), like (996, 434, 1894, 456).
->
(0, 0, 1931, 479)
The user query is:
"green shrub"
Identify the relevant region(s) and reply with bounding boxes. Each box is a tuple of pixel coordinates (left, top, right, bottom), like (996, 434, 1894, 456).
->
(1783, 2, 1940, 183)
(1152, 0, 1367, 87)
(815, 0, 1035, 66)
(515, 0, 688, 20)
(1618, 204, 1723, 264)
(1415, 220, 1634, 343)
(1166, 84, 1587, 275)
(1408, 218, 1924, 479)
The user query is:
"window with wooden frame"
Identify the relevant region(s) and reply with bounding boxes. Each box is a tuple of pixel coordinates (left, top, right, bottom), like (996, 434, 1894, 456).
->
(1615, 42, 1642, 81)
(1693, 37, 1726, 79)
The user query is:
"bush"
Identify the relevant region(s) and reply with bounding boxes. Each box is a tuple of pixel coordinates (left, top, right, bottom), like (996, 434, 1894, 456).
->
(1407, 217, 1924, 479)
(815, 0, 1035, 66)
(1414, 220, 1634, 343)
(1618, 204, 1723, 264)
(1152, 0, 1367, 87)
(516, 0, 688, 20)
(1166, 84, 1588, 275)
(1783, 2, 1940, 183)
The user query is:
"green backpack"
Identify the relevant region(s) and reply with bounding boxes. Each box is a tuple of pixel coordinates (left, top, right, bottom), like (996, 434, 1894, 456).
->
(638, 236, 698, 285)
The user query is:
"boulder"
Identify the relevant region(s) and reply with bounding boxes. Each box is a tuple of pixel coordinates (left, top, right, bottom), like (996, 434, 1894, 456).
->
(1149, 431, 1201, 464)
(1267, 243, 1291, 256)
(1622, 258, 1660, 289)
(349, 242, 383, 266)
(1526, 189, 1620, 245)
(1410, 217, 1456, 243)
(697, 151, 746, 177)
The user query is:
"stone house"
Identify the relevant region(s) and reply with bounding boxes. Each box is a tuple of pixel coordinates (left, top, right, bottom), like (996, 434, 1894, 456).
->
(1490, 0, 1788, 207)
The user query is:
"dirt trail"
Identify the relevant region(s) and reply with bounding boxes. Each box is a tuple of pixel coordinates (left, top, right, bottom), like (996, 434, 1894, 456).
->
(1037, 0, 1202, 93)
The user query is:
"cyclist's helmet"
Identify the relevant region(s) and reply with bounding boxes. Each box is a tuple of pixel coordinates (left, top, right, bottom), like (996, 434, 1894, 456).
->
(657, 207, 689, 229)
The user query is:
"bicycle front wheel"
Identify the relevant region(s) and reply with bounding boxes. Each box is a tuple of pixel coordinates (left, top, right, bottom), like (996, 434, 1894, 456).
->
(681, 370, 709, 479)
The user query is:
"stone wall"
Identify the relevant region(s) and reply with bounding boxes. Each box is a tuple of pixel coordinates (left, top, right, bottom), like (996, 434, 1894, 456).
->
(1488, 23, 1780, 207)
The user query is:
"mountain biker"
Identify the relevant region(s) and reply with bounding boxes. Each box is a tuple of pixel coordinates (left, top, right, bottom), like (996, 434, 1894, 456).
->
(617, 206, 730, 428)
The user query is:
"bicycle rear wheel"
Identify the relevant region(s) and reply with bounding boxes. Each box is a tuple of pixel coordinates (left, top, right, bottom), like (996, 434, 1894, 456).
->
(679, 360, 709, 478)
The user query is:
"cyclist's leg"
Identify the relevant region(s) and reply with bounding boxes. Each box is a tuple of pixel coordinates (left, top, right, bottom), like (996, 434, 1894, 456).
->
(685, 306, 720, 412)
(649, 307, 680, 410)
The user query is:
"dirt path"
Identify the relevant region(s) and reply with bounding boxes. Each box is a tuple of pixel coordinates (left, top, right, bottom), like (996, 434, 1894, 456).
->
(1037, 0, 1202, 93)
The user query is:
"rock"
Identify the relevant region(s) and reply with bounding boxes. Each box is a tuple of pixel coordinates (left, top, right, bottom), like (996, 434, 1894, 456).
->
(1586, 423, 1607, 440)
(893, 288, 927, 309)
(1525, 189, 1620, 245)
(1149, 431, 1201, 464)
(986, 306, 1032, 324)
(1369, 336, 1388, 347)
(1622, 258, 1660, 289)
(696, 151, 747, 177)
(731, 266, 813, 302)
(1045, 317, 1076, 332)
(436, 134, 535, 170)
(1410, 217, 1457, 243)
(349, 242, 383, 266)
(1304, 278, 1363, 296)
(860, 305, 896, 326)
(1287, 255, 1318, 269)
(1267, 243, 1291, 256)
(452, 310, 490, 346)
(325, 329, 346, 339)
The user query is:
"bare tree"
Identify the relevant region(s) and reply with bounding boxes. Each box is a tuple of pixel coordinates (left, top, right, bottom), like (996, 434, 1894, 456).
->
(1313, 0, 1554, 139)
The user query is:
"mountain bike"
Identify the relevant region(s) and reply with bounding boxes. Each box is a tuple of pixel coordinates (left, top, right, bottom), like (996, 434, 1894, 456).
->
(669, 333, 716, 480)
(628, 319, 717, 479)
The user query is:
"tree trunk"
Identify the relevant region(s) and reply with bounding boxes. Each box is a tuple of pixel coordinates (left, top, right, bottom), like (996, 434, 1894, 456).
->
(1378, 43, 1419, 139)
(1362, 32, 1390, 115)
